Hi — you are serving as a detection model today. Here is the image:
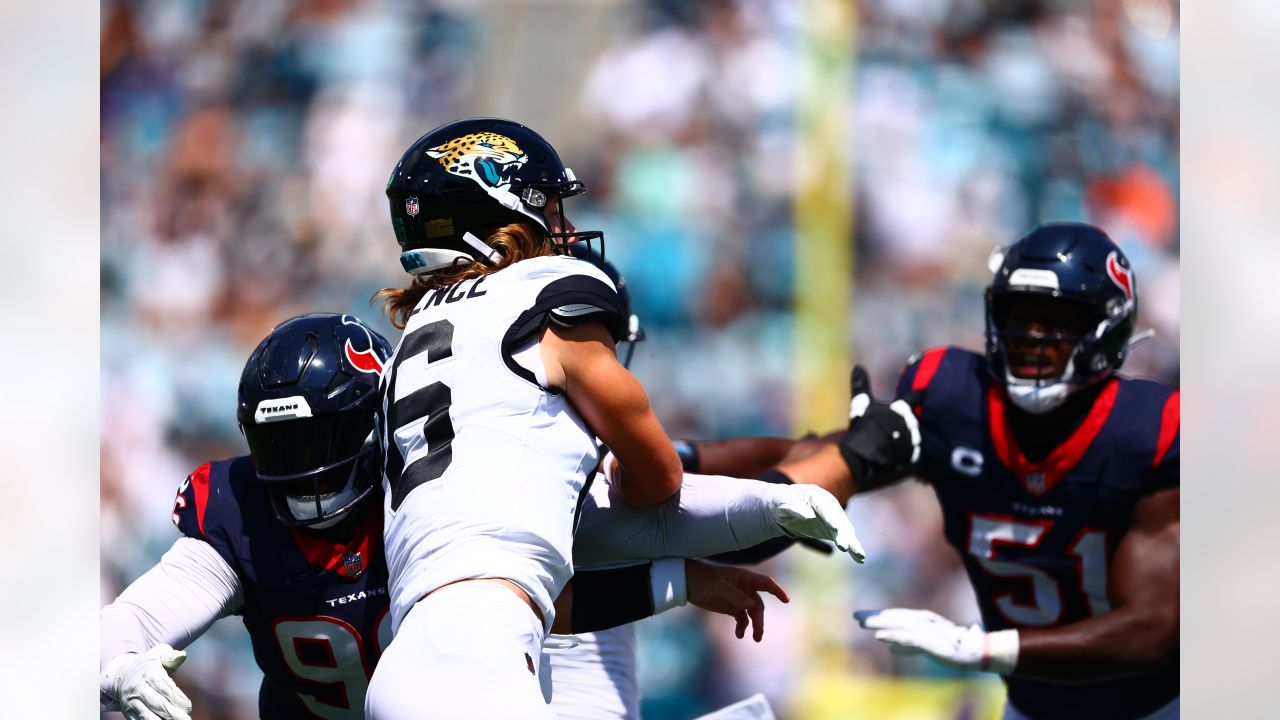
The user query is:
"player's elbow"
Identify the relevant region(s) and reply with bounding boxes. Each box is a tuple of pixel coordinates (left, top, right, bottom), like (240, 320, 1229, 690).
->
(615, 454, 682, 508)
(1124, 607, 1179, 674)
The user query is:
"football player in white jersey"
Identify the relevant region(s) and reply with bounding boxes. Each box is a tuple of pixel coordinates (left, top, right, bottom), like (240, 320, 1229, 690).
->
(99, 313, 858, 720)
(365, 118, 724, 719)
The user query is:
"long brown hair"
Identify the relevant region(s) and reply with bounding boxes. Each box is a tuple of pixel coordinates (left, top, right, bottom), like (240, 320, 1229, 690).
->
(373, 222, 553, 329)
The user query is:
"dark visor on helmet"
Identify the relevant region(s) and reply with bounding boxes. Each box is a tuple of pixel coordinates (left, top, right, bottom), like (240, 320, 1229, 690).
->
(242, 413, 371, 479)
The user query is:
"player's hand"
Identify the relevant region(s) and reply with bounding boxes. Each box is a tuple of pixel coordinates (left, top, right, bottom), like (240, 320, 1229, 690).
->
(854, 608, 1019, 674)
(99, 644, 194, 720)
(686, 560, 789, 642)
(838, 365, 923, 485)
(769, 484, 866, 563)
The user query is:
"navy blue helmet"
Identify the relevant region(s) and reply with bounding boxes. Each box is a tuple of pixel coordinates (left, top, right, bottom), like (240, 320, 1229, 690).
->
(387, 117, 603, 276)
(985, 222, 1137, 413)
(567, 243, 645, 367)
(236, 313, 393, 528)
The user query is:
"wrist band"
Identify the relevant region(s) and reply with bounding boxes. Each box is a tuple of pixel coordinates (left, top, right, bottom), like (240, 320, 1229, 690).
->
(650, 558, 688, 614)
(983, 629, 1020, 675)
(673, 440, 700, 473)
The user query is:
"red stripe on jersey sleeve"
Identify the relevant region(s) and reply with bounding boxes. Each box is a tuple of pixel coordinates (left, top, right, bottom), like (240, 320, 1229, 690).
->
(1153, 390, 1180, 468)
(189, 462, 212, 537)
(909, 348, 947, 417)
(911, 348, 947, 392)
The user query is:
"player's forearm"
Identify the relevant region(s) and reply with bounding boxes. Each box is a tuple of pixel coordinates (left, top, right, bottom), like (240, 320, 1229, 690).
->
(687, 437, 804, 477)
(572, 472, 792, 565)
(101, 537, 243, 668)
(553, 560, 686, 634)
(1014, 605, 1178, 682)
(775, 443, 859, 503)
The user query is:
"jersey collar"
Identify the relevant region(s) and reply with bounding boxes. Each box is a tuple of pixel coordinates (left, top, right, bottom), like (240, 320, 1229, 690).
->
(986, 378, 1119, 496)
(288, 508, 382, 580)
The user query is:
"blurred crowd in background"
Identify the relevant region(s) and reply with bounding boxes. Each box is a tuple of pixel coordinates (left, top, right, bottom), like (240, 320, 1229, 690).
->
(100, 0, 1178, 717)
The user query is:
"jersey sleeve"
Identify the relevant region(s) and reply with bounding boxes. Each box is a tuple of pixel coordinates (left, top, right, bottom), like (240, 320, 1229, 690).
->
(569, 562, 657, 633)
(894, 347, 949, 402)
(571, 471, 791, 567)
(170, 461, 239, 567)
(171, 462, 212, 541)
(1148, 390, 1180, 493)
(503, 259, 629, 351)
(101, 536, 244, 667)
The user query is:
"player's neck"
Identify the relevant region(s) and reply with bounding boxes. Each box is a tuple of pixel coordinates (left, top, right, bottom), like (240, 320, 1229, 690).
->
(1007, 382, 1106, 463)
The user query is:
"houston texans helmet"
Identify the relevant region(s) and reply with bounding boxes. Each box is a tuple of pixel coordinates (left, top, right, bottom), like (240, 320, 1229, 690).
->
(985, 221, 1137, 414)
(567, 243, 645, 366)
(386, 117, 603, 276)
(237, 313, 392, 528)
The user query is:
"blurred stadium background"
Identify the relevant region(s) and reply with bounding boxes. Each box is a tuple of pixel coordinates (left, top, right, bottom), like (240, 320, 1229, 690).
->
(100, 0, 1178, 717)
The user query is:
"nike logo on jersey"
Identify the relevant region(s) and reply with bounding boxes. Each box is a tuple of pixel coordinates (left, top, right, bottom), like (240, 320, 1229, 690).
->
(323, 587, 387, 608)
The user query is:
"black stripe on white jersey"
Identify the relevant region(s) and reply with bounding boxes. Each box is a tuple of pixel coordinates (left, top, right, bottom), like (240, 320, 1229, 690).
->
(500, 274, 628, 390)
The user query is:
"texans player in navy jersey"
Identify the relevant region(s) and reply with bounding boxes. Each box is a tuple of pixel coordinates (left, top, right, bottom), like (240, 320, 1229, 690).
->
(99, 313, 397, 720)
(680, 222, 1179, 719)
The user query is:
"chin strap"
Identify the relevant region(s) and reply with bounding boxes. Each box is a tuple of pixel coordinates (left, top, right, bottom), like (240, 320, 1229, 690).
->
(1127, 328, 1156, 350)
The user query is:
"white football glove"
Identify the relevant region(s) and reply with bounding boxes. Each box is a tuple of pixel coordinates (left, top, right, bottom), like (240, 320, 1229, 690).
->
(100, 644, 194, 720)
(854, 608, 1018, 674)
(770, 484, 866, 563)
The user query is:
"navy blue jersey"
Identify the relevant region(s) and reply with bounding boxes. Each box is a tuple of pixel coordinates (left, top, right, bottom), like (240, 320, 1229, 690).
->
(172, 456, 390, 720)
(895, 347, 1179, 720)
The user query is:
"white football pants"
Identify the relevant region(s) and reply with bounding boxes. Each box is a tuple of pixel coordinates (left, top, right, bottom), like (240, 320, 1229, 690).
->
(366, 581, 555, 719)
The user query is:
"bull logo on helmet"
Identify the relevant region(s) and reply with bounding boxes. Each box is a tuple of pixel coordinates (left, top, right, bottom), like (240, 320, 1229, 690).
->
(341, 315, 385, 375)
(1105, 251, 1134, 301)
(426, 132, 527, 192)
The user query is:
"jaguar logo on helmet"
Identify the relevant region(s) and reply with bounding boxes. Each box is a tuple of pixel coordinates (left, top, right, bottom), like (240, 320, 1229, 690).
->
(405, 196, 420, 217)
(426, 132, 528, 192)
(341, 315, 385, 375)
(1106, 251, 1133, 300)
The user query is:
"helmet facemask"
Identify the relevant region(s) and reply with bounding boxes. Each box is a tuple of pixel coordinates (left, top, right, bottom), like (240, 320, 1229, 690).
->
(245, 418, 378, 529)
(987, 293, 1097, 414)
(531, 185, 606, 267)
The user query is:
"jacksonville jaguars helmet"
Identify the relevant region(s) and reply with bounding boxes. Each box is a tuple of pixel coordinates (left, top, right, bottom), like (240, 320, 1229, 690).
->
(985, 222, 1137, 414)
(567, 243, 645, 367)
(236, 313, 392, 528)
(386, 117, 603, 275)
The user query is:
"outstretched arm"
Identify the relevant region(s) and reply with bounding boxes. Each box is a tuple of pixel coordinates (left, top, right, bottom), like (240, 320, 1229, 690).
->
(101, 536, 244, 718)
(691, 364, 924, 506)
(553, 559, 788, 642)
(680, 436, 827, 479)
(572, 468, 863, 566)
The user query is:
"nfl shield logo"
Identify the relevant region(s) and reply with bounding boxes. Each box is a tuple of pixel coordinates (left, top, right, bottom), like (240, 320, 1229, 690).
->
(405, 196, 420, 217)
(1024, 472, 1047, 497)
(343, 552, 364, 578)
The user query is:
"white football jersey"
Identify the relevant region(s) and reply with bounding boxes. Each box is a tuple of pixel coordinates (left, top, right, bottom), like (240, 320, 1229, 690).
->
(379, 255, 627, 634)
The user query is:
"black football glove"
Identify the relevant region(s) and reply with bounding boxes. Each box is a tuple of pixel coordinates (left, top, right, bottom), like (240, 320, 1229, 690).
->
(837, 365, 924, 486)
